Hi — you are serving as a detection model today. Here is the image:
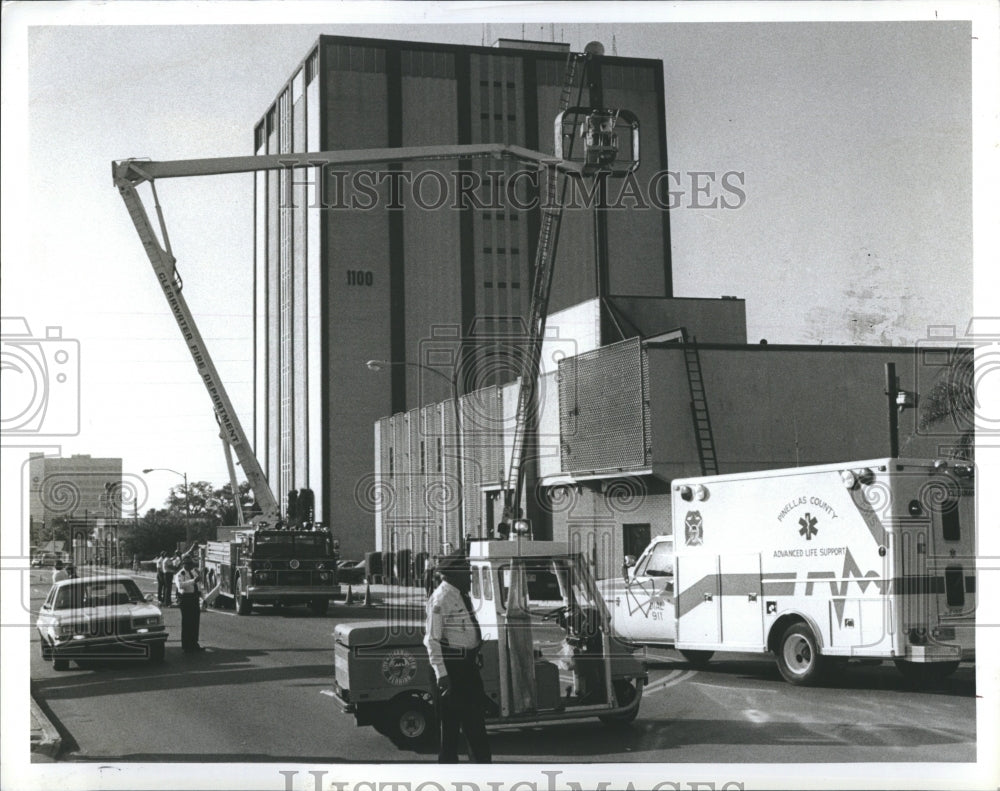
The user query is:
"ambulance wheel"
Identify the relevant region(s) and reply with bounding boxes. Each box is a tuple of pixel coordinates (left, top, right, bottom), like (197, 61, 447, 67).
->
(599, 679, 643, 725)
(383, 696, 437, 751)
(679, 649, 714, 668)
(235, 578, 253, 615)
(776, 622, 824, 686)
(894, 660, 960, 687)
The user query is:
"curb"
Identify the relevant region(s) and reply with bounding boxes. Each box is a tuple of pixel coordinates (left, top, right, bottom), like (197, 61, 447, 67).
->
(30, 695, 62, 759)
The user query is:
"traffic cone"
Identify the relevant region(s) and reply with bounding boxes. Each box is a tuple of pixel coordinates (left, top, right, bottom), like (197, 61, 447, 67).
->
(362, 582, 373, 607)
(344, 584, 354, 606)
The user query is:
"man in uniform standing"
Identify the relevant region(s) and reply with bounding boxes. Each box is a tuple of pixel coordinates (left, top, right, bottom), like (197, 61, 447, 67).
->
(174, 556, 203, 652)
(424, 553, 492, 763)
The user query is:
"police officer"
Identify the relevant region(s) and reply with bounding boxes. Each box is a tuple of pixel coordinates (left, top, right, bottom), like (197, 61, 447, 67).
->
(174, 557, 203, 652)
(424, 553, 491, 763)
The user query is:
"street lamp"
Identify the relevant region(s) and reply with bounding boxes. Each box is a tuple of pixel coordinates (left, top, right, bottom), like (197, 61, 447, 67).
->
(366, 359, 465, 540)
(143, 467, 192, 545)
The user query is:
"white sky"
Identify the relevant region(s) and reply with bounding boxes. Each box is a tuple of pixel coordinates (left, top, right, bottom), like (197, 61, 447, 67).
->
(2, 3, 999, 784)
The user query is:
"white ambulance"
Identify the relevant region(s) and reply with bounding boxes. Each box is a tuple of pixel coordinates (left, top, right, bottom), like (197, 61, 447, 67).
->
(601, 458, 975, 685)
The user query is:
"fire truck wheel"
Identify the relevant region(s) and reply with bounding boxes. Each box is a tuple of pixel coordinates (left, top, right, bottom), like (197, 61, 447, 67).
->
(309, 598, 329, 616)
(383, 696, 437, 751)
(236, 578, 253, 615)
(776, 622, 825, 686)
(679, 650, 714, 668)
(599, 679, 643, 726)
(893, 659, 960, 687)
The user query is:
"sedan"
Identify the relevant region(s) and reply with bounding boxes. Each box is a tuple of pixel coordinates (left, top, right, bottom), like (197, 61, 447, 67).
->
(36, 574, 168, 670)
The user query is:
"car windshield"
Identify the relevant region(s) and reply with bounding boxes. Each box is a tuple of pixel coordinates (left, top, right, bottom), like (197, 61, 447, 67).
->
(252, 532, 331, 558)
(53, 579, 145, 609)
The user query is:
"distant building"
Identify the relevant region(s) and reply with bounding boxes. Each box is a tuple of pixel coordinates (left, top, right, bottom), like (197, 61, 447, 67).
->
(29, 454, 123, 561)
(253, 35, 673, 559)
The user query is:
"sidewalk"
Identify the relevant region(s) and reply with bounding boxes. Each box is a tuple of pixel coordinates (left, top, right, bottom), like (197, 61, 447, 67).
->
(30, 693, 61, 760)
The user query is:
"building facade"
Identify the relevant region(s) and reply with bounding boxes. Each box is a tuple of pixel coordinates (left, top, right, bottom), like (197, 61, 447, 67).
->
(253, 35, 673, 559)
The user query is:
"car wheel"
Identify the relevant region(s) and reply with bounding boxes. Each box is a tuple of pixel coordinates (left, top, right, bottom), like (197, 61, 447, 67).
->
(149, 642, 166, 664)
(236, 577, 253, 616)
(52, 656, 70, 671)
(383, 696, 437, 751)
(40, 640, 52, 661)
(679, 649, 715, 668)
(776, 622, 825, 686)
(599, 678, 644, 726)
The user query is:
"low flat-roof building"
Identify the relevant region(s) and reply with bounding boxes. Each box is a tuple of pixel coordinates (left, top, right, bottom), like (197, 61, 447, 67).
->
(373, 299, 970, 579)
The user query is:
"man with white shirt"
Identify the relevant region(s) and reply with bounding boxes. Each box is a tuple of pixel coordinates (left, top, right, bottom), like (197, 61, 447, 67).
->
(423, 553, 491, 763)
(174, 556, 203, 652)
(51, 560, 70, 584)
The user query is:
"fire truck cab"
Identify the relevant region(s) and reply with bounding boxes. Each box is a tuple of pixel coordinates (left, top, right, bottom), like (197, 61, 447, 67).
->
(331, 539, 647, 749)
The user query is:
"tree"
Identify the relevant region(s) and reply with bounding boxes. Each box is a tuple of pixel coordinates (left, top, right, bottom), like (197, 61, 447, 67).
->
(119, 508, 187, 560)
(211, 480, 257, 526)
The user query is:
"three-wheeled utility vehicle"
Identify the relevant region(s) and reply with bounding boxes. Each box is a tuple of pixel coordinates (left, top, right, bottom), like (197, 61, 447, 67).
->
(331, 539, 648, 749)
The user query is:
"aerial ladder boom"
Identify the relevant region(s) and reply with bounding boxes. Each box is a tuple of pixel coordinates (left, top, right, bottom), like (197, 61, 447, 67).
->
(502, 58, 640, 533)
(113, 143, 587, 528)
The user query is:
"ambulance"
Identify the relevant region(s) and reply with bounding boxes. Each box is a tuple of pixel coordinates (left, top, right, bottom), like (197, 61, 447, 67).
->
(601, 458, 975, 685)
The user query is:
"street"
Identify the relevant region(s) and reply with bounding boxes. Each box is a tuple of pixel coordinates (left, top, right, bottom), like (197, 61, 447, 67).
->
(28, 570, 976, 764)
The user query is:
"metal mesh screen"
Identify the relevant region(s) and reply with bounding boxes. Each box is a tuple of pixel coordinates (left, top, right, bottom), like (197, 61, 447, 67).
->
(559, 337, 648, 474)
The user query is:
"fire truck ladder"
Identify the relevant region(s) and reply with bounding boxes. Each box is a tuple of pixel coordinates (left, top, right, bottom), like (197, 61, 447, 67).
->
(503, 52, 586, 529)
(684, 339, 718, 475)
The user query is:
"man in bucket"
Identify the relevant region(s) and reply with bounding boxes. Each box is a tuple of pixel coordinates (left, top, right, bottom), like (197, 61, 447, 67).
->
(424, 553, 492, 763)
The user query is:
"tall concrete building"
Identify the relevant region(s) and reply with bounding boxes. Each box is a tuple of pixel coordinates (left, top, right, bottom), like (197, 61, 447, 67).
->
(29, 453, 123, 532)
(253, 35, 673, 559)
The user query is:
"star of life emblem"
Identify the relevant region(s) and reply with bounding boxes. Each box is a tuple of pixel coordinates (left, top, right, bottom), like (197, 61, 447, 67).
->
(684, 511, 703, 546)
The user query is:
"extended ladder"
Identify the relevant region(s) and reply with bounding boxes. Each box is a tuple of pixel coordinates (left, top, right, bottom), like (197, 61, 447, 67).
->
(503, 52, 584, 529)
(683, 340, 719, 475)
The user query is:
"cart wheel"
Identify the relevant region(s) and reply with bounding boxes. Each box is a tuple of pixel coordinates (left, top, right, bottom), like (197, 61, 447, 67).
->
(309, 598, 329, 616)
(894, 659, 959, 687)
(776, 622, 825, 685)
(679, 649, 714, 668)
(149, 642, 165, 664)
(383, 696, 437, 751)
(599, 678, 643, 726)
(236, 577, 253, 615)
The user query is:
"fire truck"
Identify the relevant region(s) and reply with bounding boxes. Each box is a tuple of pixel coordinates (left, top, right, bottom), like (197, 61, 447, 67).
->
(600, 457, 976, 685)
(204, 524, 338, 616)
